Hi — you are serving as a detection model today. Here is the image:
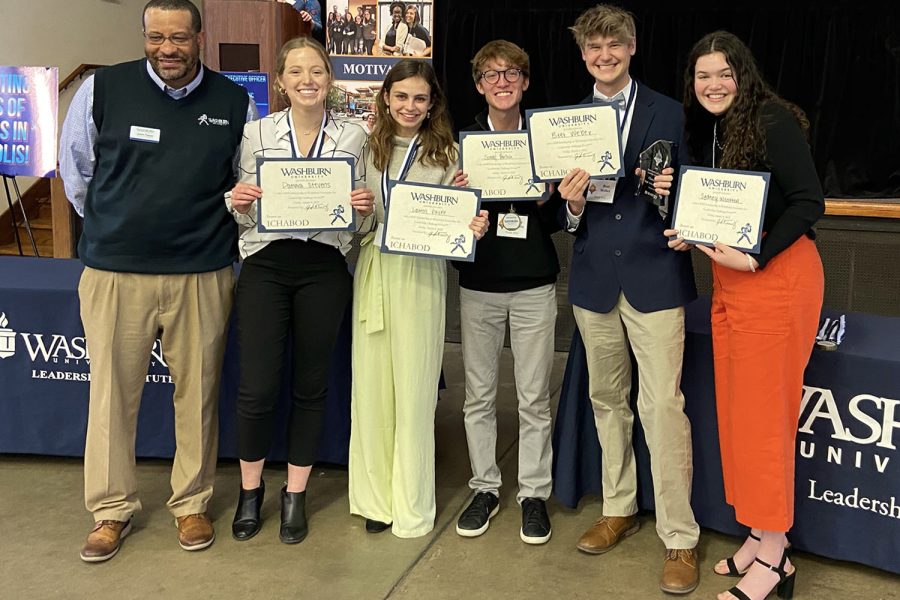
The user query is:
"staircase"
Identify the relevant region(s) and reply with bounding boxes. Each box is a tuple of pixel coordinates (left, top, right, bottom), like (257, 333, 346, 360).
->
(0, 195, 54, 257)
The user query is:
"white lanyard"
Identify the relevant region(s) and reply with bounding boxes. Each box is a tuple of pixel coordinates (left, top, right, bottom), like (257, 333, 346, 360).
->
(381, 134, 419, 206)
(287, 112, 328, 158)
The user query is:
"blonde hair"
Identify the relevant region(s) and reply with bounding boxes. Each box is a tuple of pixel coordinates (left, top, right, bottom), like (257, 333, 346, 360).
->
(471, 40, 530, 83)
(569, 4, 636, 48)
(274, 37, 333, 98)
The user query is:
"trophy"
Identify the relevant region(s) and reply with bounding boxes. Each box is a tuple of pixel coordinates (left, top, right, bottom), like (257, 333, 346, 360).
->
(635, 140, 675, 207)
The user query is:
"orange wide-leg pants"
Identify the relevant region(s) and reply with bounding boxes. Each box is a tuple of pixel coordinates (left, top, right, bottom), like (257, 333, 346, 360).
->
(711, 235, 824, 531)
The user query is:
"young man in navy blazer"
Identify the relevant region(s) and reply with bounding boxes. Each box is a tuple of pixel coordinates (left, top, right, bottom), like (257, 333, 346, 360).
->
(557, 4, 699, 595)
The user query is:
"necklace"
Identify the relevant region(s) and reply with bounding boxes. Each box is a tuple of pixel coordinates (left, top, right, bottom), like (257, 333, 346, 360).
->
(713, 120, 726, 150)
(712, 120, 726, 168)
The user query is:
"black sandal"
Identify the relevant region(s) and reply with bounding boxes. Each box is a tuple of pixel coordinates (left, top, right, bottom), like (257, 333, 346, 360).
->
(717, 533, 793, 578)
(726, 550, 796, 600)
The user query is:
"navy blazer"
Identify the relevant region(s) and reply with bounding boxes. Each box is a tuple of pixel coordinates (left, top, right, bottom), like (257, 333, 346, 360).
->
(565, 83, 697, 314)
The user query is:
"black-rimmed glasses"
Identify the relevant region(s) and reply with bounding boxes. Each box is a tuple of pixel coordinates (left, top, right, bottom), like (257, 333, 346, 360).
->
(479, 68, 525, 84)
(144, 32, 195, 46)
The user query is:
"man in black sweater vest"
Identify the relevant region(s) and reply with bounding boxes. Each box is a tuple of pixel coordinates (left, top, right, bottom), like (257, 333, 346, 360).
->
(453, 40, 562, 546)
(59, 0, 253, 562)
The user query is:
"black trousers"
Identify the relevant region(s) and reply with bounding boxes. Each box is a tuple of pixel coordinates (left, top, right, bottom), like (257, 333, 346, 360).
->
(235, 239, 351, 465)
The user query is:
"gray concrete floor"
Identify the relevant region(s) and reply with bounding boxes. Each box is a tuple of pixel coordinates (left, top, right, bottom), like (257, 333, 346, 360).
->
(1, 344, 897, 599)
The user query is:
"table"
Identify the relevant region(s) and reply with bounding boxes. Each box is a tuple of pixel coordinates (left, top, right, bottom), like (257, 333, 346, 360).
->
(551, 296, 900, 574)
(0, 257, 351, 465)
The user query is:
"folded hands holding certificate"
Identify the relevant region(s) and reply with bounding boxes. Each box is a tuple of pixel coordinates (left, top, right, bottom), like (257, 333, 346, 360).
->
(229, 160, 375, 228)
(657, 166, 770, 271)
(381, 181, 484, 262)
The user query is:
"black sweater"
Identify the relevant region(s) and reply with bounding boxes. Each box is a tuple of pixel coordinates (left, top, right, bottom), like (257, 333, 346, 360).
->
(81, 60, 247, 273)
(698, 102, 825, 269)
(452, 111, 563, 293)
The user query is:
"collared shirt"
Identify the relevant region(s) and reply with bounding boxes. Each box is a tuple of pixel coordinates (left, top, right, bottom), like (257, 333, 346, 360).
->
(227, 109, 369, 258)
(59, 61, 259, 216)
(566, 77, 636, 231)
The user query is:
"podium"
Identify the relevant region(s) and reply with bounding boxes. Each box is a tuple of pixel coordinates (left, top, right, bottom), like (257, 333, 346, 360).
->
(203, 0, 312, 112)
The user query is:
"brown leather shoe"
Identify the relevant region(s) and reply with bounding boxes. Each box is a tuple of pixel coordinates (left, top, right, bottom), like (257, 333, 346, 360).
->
(575, 515, 640, 554)
(175, 513, 215, 551)
(660, 547, 700, 594)
(80, 519, 132, 563)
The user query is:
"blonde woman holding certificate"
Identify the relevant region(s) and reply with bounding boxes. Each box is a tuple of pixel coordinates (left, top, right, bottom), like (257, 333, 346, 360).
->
(349, 59, 488, 538)
(226, 37, 375, 545)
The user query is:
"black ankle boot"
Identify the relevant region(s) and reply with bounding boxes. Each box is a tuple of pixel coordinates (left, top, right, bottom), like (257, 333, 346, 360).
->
(232, 479, 265, 541)
(280, 486, 308, 544)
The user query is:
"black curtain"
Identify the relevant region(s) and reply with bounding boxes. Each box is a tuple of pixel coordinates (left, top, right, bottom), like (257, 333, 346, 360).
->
(433, 1, 900, 198)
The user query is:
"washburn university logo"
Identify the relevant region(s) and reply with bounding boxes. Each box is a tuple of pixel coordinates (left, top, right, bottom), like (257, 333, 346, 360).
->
(0, 312, 15, 359)
(1, 312, 172, 384)
(197, 113, 230, 126)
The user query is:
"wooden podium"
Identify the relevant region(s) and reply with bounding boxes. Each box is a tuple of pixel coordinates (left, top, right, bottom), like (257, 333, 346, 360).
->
(203, 0, 312, 112)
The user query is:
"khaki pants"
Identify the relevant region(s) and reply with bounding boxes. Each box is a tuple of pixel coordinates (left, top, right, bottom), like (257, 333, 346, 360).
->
(79, 266, 234, 521)
(573, 293, 699, 549)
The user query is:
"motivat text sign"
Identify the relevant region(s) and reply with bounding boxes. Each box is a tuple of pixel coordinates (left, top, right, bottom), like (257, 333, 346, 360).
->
(0, 66, 58, 177)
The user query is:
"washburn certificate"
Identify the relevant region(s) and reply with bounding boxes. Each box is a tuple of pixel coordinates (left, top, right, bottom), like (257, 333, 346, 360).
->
(458, 131, 546, 202)
(381, 181, 482, 262)
(256, 157, 355, 233)
(525, 103, 623, 182)
(671, 166, 770, 253)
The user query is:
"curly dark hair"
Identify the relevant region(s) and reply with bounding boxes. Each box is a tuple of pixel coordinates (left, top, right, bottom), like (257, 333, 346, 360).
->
(683, 31, 809, 170)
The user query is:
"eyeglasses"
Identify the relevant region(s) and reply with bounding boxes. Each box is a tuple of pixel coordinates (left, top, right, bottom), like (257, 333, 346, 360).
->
(479, 68, 525, 84)
(144, 32, 196, 46)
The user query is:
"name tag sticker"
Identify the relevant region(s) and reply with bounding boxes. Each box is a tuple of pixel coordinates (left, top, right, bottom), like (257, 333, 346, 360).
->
(497, 213, 528, 239)
(129, 126, 161, 143)
(586, 178, 617, 203)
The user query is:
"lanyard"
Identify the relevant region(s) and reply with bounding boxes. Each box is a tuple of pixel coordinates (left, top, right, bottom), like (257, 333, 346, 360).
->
(287, 111, 328, 158)
(381, 134, 419, 207)
(617, 79, 637, 135)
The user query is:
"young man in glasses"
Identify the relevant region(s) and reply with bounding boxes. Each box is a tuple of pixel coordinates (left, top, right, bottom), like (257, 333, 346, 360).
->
(59, 0, 256, 562)
(453, 40, 562, 545)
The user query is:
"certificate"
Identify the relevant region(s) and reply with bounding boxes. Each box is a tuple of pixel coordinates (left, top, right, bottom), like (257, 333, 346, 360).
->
(381, 181, 482, 262)
(525, 103, 623, 182)
(459, 131, 546, 202)
(671, 166, 770, 253)
(256, 157, 355, 233)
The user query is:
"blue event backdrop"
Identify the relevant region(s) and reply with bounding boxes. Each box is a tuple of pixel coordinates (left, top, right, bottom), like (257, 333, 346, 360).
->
(0, 66, 57, 178)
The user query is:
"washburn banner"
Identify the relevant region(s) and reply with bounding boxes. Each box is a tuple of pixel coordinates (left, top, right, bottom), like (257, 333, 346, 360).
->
(0, 66, 58, 177)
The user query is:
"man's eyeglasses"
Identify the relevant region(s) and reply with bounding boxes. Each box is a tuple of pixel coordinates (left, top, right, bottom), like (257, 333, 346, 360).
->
(144, 32, 195, 46)
(479, 68, 525, 84)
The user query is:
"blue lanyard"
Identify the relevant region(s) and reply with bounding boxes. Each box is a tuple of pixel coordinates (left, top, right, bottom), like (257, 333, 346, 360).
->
(381, 134, 419, 207)
(287, 112, 328, 158)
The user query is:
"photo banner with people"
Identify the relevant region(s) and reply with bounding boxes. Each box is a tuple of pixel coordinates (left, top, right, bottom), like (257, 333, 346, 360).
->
(324, 1, 433, 127)
(0, 66, 58, 178)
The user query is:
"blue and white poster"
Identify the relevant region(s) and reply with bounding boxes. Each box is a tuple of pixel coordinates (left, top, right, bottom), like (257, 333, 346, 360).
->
(0, 66, 58, 177)
(222, 72, 270, 118)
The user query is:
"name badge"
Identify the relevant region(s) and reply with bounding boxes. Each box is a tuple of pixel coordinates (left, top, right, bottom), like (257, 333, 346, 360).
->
(129, 126, 161, 143)
(586, 178, 617, 203)
(497, 213, 528, 239)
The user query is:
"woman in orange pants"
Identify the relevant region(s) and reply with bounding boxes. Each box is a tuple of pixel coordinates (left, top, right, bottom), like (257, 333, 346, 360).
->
(661, 31, 825, 600)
